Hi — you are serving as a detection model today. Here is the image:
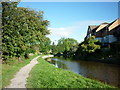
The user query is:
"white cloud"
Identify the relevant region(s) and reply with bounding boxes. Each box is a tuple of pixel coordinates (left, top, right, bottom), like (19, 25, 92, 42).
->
(47, 20, 111, 43)
(48, 26, 78, 38)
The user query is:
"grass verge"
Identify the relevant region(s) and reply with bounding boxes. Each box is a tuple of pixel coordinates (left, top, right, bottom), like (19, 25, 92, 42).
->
(27, 57, 115, 88)
(2, 55, 38, 88)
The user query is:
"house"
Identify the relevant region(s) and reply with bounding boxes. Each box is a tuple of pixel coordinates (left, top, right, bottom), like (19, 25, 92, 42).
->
(85, 23, 109, 42)
(85, 18, 120, 44)
(108, 18, 120, 42)
(101, 18, 120, 43)
(95, 22, 109, 42)
(84, 25, 98, 40)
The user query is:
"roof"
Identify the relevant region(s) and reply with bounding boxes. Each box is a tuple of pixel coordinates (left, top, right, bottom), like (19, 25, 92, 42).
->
(96, 23, 109, 32)
(89, 25, 98, 30)
(109, 18, 120, 31)
(101, 22, 109, 25)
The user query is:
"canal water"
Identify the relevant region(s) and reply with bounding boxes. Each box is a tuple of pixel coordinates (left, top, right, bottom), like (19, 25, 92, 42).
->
(46, 57, 120, 87)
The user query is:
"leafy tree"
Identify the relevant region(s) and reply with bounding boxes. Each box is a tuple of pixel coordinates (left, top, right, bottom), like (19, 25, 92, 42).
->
(0, 3, 2, 57)
(40, 37, 51, 54)
(75, 36, 100, 58)
(50, 42, 58, 54)
(57, 38, 78, 54)
(2, 2, 50, 61)
(80, 36, 100, 53)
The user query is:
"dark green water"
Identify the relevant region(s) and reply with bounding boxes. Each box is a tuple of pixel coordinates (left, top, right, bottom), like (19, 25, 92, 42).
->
(46, 57, 120, 87)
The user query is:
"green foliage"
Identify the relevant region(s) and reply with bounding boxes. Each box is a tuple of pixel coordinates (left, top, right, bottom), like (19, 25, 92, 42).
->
(81, 36, 100, 53)
(50, 42, 58, 54)
(40, 37, 51, 54)
(58, 38, 78, 52)
(75, 36, 100, 58)
(110, 42, 120, 54)
(51, 38, 78, 55)
(27, 57, 114, 88)
(2, 2, 50, 61)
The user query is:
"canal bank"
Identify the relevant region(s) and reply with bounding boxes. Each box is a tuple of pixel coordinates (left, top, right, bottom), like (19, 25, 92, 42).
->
(26, 56, 115, 88)
(47, 57, 120, 88)
(55, 54, 120, 65)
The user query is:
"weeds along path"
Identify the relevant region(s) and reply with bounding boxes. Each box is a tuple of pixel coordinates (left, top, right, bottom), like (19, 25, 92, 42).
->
(6, 56, 40, 88)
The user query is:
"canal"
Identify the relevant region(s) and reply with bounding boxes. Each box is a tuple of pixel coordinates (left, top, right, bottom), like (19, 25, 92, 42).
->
(46, 57, 120, 87)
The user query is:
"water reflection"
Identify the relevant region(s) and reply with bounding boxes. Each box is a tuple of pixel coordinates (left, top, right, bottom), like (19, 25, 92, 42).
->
(46, 57, 120, 87)
(48, 58, 69, 69)
(78, 61, 120, 87)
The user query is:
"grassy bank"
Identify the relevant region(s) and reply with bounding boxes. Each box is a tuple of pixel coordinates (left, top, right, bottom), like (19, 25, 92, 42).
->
(27, 57, 115, 88)
(2, 55, 38, 88)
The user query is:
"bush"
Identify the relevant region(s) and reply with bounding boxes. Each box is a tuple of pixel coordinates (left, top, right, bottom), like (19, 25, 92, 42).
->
(75, 36, 101, 59)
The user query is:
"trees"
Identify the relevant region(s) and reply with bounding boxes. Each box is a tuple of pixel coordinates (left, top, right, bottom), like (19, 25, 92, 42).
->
(50, 38, 78, 55)
(2, 2, 50, 61)
(56, 38, 78, 56)
(58, 38, 78, 52)
(40, 37, 51, 54)
(50, 42, 58, 54)
(75, 36, 100, 59)
(80, 36, 100, 53)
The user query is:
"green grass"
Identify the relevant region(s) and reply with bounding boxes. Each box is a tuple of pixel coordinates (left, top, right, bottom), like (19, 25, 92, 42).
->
(2, 55, 38, 88)
(27, 57, 115, 88)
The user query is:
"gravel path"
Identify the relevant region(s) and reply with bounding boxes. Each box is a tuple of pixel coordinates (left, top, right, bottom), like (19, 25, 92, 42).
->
(6, 56, 40, 88)
(42, 55, 54, 59)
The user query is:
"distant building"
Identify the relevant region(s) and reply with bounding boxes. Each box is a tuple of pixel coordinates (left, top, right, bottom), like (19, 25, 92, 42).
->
(108, 18, 120, 43)
(95, 22, 109, 42)
(85, 18, 120, 44)
(84, 25, 98, 40)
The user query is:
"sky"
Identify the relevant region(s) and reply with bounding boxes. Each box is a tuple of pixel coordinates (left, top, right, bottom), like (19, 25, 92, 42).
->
(18, 2, 118, 44)
(6, 0, 120, 2)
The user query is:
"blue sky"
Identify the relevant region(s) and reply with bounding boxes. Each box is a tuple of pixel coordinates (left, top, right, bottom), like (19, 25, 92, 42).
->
(18, 2, 118, 44)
